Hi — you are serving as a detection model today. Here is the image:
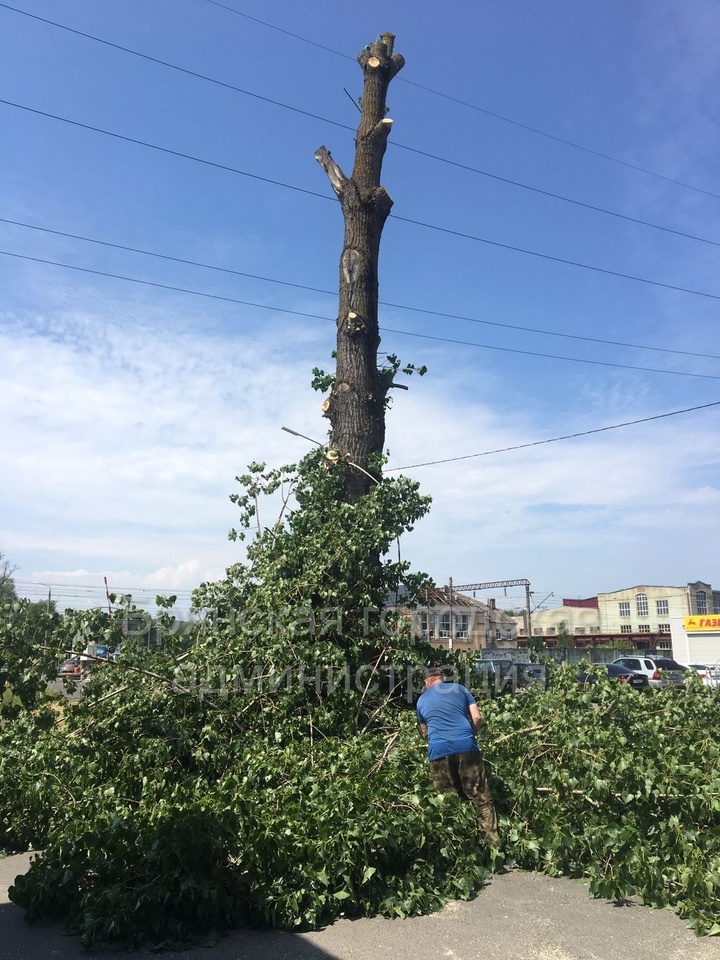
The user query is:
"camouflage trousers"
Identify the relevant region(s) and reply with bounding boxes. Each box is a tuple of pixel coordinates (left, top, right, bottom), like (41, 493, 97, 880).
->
(428, 750, 500, 848)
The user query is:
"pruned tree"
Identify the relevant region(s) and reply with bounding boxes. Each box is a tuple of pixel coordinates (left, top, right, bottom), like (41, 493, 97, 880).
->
(315, 33, 405, 503)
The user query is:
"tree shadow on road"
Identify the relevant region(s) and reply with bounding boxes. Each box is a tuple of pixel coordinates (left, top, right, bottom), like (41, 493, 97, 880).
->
(0, 900, 343, 960)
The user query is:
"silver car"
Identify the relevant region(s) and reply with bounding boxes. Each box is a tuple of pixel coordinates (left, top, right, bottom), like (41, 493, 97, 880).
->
(611, 656, 685, 690)
(653, 657, 686, 689)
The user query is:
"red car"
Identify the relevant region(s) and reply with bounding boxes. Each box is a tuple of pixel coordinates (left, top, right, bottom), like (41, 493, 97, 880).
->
(59, 658, 82, 677)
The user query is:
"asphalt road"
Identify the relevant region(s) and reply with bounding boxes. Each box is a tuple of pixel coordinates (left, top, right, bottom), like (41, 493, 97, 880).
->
(2, 852, 719, 960)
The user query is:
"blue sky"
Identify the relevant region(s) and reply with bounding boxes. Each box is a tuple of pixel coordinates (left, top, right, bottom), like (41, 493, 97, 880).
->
(1, 0, 718, 614)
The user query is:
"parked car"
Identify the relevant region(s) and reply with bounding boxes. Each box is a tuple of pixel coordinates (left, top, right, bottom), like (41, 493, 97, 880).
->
(59, 657, 82, 677)
(79, 644, 110, 669)
(611, 656, 685, 689)
(518, 663, 546, 689)
(471, 660, 545, 695)
(681, 663, 719, 688)
(578, 662, 648, 690)
(653, 657, 686, 689)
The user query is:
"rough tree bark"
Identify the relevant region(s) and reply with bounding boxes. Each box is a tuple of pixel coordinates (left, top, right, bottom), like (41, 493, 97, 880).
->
(315, 32, 404, 504)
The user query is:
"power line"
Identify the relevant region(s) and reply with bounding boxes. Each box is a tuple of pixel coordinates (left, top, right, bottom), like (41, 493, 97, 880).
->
(0, 98, 333, 204)
(15, 579, 197, 611)
(2, 248, 719, 381)
(387, 400, 720, 471)
(0, 3, 353, 134)
(3, 215, 718, 362)
(391, 142, 720, 251)
(397, 82, 720, 203)
(16, 579, 195, 593)
(197, 0, 720, 204)
(0, 216, 335, 295)
(392, 213, 720, 302)
(3, 97, 720, 304)
(3, 3, 720, 250)
(0, 249, 335, 319)
(380, 299, 720, 362)
(202, 0, 354, 62)
(380, 326, 720, 380)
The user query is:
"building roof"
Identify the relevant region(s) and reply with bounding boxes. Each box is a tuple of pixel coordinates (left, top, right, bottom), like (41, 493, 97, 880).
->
(562, 597, 599, 608)
(416, 586, 490, 608)
(391, 586, 516, 624)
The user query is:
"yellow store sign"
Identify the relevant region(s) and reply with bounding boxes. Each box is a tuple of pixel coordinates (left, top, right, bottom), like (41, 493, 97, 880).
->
(684, 616, 720, 632)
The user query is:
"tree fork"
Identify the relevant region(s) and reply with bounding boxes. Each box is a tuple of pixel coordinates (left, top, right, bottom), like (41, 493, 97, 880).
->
(315, 32, 405, 503)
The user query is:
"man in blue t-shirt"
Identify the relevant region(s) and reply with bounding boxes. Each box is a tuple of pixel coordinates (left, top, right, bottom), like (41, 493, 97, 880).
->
(416, 666, 499, 848)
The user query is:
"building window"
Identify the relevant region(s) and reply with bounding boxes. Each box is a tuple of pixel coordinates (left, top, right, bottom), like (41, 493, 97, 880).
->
(619, 601, 630, 617)
(636, 594, 648, 617)
(656, 600, 669, 616)
(454, 614, 469, 639)
(496, 629, 502, 640)
(546, 627, 556, 635)
(658, 623, 670, 634)
(657, 639, 671, 650)
(438, 613, 450, 638)
(696, 591, 708, 615)
(714, 598, 720, 614)
(575, 627, 586, 634)
(620, 624, 632, 634)
(638, 624, 651, 633)
(419, 613, 431, 637)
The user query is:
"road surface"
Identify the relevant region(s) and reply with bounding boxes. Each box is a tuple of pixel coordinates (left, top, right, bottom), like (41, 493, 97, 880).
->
(2, 851, 719, 959)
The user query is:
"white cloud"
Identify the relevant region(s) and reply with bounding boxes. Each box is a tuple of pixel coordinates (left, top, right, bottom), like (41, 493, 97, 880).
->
(2, 285, 717, 608)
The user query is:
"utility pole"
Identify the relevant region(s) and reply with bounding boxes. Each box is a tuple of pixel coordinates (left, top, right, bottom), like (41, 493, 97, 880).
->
(525, 580, 533, 642)
(33, 580, 52, 613)
(316, 34, 405, 503)
(453, 578, 532, 645)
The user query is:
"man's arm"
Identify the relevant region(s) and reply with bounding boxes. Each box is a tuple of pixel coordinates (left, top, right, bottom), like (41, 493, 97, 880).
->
(418, 722, 428, 739)
(469, 703, 482, 735)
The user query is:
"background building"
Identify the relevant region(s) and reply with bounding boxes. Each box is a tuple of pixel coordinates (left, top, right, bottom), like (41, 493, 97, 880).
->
(392, 587, 518, 653)
(671, 612, 720, 667)
(598, 582, 716, 642)
(510, 582, 718, 653)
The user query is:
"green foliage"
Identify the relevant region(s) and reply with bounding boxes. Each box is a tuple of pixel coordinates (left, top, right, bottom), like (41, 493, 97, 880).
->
(0, 598, 62, 716)
(4, 452, 474, 947)
(5, 463, 720, 945)
(482, 666, 720, 935)
(311, 366, 336, 394)
(311, 352, 427, 411)
(0, 706, 60, 851)
(10, 717, 491, 948)
(524, 634, 546, 658)
(0, 551, 18, 603)
(378, 352, 427, 382)
(555, 622, 574, 650)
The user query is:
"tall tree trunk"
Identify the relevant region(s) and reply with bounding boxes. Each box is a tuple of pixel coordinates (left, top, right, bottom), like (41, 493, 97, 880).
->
(316, 33, 404, 504)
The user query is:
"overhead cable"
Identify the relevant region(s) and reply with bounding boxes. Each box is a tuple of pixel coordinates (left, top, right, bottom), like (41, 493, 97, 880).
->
(1, 248, 718, 381)
(2, 4, 719, 249)
(3, 215, 718, 362)
(2, 98, 720, 304)
(0, 98, 332, 203)
(387, 401, 720, 471)
(391, 213, 720, 302)
(197, 0, 720, 203)
(0, 3, 353, 134)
